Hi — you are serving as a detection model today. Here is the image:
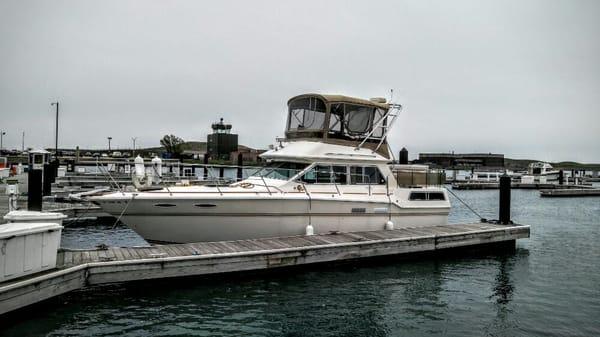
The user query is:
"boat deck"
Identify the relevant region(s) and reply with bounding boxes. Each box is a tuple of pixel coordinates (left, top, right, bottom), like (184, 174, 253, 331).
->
(0, 222, 529, 315)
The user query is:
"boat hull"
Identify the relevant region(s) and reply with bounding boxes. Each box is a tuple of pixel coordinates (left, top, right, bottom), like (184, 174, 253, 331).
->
(95, 196, 449, 243)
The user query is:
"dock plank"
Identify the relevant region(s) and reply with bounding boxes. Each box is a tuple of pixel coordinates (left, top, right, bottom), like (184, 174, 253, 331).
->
(237, 240, 269, 252)
(215, 241, 240, 253)
(118, 247, 133, 260)
(400, 228, 435, 237)
(259, 238, 290, 249)
(201, 242, 223, 254)
(357, 231, 392, 241)
(82, 251, 92, 264)
(245, 239, 275, 251)
(72, 251, 83, 266)
(300, 235, 334, 246)
(191, 242, 221, 255)
(167, 245, 188, 256)
(112, 248, 125, 262)
(124, 248, 143, 260)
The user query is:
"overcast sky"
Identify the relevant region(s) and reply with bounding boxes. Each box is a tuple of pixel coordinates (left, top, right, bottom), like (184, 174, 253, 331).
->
(1, 0, 598, 162)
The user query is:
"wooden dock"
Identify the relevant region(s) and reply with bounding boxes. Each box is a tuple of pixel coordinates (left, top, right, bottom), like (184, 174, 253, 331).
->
(0, 222, 529, 315)
(540, 188, 600, 197)
(452, 182, 591, 190)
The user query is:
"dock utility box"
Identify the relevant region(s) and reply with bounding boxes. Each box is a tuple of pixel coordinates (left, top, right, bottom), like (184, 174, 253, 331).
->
(3, 210, 67, 226)
(0, 222, 63, 283)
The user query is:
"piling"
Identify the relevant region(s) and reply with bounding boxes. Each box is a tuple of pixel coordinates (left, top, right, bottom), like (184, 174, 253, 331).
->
(50, 159, 59, 183)
(203, 153, 208, 180)
(237, 153, 243, 180)
(499, 174, 511, 224)
(42, 163, 53, 196)
(559, 170, 564, 185)
(27, 169, 43, 211)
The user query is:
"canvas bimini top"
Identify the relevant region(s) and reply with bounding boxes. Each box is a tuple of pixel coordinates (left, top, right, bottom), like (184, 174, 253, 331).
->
(284, 93, 399, 158)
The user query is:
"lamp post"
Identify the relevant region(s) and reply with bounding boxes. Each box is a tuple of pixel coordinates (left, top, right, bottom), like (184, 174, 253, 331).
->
(132, 137, 137, 157)
(107, 137, 112, 152)
(0, 131, 5, 154)
(51, 102, 59, 155)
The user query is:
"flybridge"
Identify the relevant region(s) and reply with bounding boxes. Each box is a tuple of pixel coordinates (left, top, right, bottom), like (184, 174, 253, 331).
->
(284, 94, 401, 157)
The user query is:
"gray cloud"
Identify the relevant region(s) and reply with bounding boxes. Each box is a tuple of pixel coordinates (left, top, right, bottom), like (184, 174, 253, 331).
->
(1, 0, 598, 162)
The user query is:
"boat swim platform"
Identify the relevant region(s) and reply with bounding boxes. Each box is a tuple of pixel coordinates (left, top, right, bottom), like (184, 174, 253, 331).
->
(0, 222, 529, 315)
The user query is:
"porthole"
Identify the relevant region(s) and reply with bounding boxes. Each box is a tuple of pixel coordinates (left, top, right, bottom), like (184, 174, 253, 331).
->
(154, 203, 177, 207)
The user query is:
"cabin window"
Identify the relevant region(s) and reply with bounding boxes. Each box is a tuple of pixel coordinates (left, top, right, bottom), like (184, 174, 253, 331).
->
(254, 162, 308, 180)
(301, 165, 347, 184)
(288, 97, 326, 131)
(350, 166, 385, 184)
(332, 165, 348, 184)
(409, 192, 427, 200)
(428, 192, 445, 200)
(344, 104, 374, 135)
(409, 192, 445, 201)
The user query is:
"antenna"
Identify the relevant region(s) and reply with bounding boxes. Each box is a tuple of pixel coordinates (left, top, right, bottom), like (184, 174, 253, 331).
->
(389, 89, 394, 103)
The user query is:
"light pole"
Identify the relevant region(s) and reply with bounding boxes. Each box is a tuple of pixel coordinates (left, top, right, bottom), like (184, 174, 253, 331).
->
(107, 137, 112, 152)
(0, 131, 5, 154)
(132, 137, 137, 157)
(51, 102, 59, 155)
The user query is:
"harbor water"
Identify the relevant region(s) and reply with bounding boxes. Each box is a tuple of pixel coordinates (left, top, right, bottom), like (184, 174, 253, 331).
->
(1, 189, 599, 336)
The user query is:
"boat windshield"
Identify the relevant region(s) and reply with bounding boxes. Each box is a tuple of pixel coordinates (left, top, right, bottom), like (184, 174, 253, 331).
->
(250, 162, 309, 180)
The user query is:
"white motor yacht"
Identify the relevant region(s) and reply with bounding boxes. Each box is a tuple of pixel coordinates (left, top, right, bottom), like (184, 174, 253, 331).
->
(524, 162, 560, 183)
(90, 94, 451, 243)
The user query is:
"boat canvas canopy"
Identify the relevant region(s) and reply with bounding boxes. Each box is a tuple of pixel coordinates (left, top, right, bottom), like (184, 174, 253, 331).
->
(285, 94, 394, 157)
(288, 94, 390, 110)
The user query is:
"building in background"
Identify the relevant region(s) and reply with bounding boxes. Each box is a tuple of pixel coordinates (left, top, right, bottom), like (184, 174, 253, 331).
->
(416, 153, 504, 169)
(207, 118, 238, 160)
(230, 146, 266, 164)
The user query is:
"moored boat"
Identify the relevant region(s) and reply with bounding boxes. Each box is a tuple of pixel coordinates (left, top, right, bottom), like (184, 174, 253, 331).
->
(90, 94, 451, 243)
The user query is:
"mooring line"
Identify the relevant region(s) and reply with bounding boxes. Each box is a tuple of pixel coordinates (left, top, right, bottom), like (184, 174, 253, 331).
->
(444, 186, 485, 221)
(111, 194, 136, 229)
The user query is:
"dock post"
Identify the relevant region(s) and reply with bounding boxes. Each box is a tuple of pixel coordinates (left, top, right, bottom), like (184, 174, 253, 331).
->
(27, 169, 43, 211)
(42, 163, 53, 196)
(499, 174, 511, 224)
(558, 170, 564, 185)
(50, 159, 59, 183)
(203, 153, 208, 180)
(237, 153, 243, 181)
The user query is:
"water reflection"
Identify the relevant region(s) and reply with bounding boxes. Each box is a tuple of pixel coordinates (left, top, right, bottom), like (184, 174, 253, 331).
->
(491, 255, 514, 305)
(484, 248, 530, 336)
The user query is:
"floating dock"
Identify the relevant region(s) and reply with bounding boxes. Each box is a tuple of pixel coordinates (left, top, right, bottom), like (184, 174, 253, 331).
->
(452, 182, 591, 190)
(0, 222, 529, 315)
(540, 188, 600, 197)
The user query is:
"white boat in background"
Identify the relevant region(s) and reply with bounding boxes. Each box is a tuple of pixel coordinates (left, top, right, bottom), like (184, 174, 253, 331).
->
(522, 162, 560, 183)
(0, 157, 9, 180)
(90, 93, 451, 243)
